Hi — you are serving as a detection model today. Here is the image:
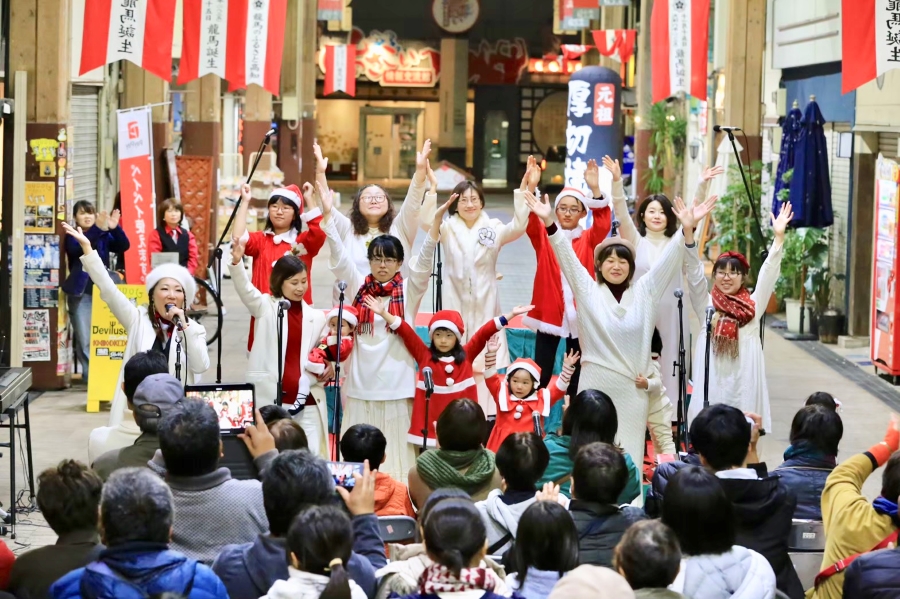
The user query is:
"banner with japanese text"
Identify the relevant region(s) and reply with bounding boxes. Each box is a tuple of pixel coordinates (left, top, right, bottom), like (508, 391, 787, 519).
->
(565, 66, 619, 199)
(117, 107, 155, 285)
(650, 0, 710, 102)
(842, 0, 900, 93)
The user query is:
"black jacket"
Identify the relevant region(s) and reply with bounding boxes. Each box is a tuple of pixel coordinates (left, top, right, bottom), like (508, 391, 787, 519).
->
(843, 546, 900, 598)
(569, 500, 646, 567)
(719, 474, 804, 599)
(773, 449, 836, 521)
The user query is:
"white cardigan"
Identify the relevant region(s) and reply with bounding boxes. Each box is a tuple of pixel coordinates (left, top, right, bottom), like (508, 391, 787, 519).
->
(228, 259, 327, 450)
(80, 250, 210, 428)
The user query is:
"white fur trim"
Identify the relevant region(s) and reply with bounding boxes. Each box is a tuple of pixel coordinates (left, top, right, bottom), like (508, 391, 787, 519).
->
(508, 362, 541, 384)
(498, 384, 541, 414)
(555, 376, 569, 392)
(540, 388, 552, 417)
(562, 226, 584, 240)
(429, 319, 461, 338)
(307, 362, 326, 375)
(327, 308, 358, 327)
(270, 187, 302, 209)
(388, 318, 402, 331)
(408, 432, 438, 446)
(521, 315, 567, 338)
(301, 207, 322, 222)
(445, 364, 454, 374)
(583, 194, 610, 209)
(416, 378, 476, 394)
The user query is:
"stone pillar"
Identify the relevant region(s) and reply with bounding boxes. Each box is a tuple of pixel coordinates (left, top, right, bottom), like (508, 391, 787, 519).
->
(848, 132, 878, 336)
(722, 0, 766, 161)
(242, 85, 273, 175)
(438, 37, 468, 166)
(122, 62, 170, 201)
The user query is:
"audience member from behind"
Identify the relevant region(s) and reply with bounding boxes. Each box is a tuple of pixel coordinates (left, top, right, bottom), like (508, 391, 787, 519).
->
(92, 373, 184, 481)
(546, 566, 635, 599)
(408, 399, 502, 507)
(342, 424, 414, 517)
(567, 442, 646, 567)
(507, 501, 578, 599)
(262, 505, 367, 599)
(260, 404, 292, 425)
(158, 401, 273, 563)
(661, 466, 775, 599)
(614, 520, 685, 599)
(88, 350, 168, 462)
(213, 450, 386, 599)
(809, 415, 900, 599)
(396, 498, 509, 599)
(774, 404, 843, 520)
(538, 390, 641, 504)
(270, 419, 309, 452)
(476, 432, 549, 556)
(806, 391, 840, 412)
(50, 468, 228, 599)
(9, 461, 101, 599)
(376, 490, 508, 599)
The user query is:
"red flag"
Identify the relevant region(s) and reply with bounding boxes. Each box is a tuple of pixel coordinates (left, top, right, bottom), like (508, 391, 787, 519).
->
(591, 30, 637, 63)
(650, 0, 710, 103)
(225, 0, 288, 96)
(323, 44, 357, 97)
(842, 0, 900, 93)
(80, 0, 176, 80)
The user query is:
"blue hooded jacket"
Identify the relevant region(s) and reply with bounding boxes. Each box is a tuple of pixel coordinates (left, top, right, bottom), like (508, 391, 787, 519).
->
(50, 543, 227, 599)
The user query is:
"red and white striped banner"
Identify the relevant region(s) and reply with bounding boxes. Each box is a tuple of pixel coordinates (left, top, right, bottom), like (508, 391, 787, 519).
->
(80, 0, 176, 81)
(178, 0, 233, 84)
(591, 29, 637, 63)
(650, 0, 709, 103)
(117, 107, 156, 284)
(842, 0, 900, 93)
(324, 44, 357, 97)
(225, 0, 288, 96)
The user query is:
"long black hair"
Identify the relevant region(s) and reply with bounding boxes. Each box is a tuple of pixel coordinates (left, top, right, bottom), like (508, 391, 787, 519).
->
(562, 389, 618, 460)
(287, 504, 354, 599)
(422, 498, 486, 577)
(512, 501, 579, 584)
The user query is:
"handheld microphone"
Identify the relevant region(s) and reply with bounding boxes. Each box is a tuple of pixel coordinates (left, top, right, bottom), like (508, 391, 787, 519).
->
(422, 367, 434, 394)
(264, 128, 277, 139)
(276, 298, 292, 311)
(674, 288, 683, 299)
(337, 280, 347, 292)
(165, 304, 184, 330)
(705, 306, 716, 328)
(713, 125, 742, 133)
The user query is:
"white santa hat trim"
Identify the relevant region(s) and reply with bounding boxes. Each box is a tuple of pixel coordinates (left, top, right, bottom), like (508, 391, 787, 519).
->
(327, 307, 358, 328)
(507, 361, 541, 385)
(555, 187, 610, 211)
(269, 187, 302, 210)
(145, 263, 196, 309)
(429, 319, 461, 339)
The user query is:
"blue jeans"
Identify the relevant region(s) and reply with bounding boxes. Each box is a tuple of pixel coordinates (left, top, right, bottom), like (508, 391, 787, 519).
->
(68, 293, 92, 382)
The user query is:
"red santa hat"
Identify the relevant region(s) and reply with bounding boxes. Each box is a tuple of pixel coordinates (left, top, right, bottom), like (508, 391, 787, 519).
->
(269, 184, 304, 212)
(507, 358, 542, 390)
(555, 186, 610, 210)
(326, 305, 359, 328)
(429, 310, 465, 339)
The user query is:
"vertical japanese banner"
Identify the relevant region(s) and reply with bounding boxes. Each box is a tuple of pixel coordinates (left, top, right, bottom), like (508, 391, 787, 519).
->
(842, 0, 900, 93)
(117, 107, 155, 284)
(565, 66, 621, 199)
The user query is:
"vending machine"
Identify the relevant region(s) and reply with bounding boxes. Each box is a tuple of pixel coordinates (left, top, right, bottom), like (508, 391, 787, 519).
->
(871, 155, 900, 375)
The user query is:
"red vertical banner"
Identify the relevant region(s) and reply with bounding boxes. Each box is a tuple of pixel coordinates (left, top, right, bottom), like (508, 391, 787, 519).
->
(117, 107, 155, 284)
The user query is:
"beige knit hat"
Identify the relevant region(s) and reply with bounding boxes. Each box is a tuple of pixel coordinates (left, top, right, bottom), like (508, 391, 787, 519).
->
(593, 235, 637, 262)
(548, 565, 636, 599)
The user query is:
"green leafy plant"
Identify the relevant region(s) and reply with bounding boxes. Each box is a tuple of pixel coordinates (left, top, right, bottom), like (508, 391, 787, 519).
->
(644, 101, 687, 197)
(710, 161, 771, 277)
(777, 228, 828, 303)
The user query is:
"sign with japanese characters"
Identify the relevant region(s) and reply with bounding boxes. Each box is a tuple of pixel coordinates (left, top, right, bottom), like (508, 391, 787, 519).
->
(565, 66, 621, 197)
(117, 106, 155, 284)
(432, 0, 480, 34)
(844, 0, 900, 92)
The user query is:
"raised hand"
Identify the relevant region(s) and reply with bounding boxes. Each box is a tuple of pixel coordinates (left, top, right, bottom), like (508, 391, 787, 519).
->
(527, 156, 542, 192)
(503, 304, 534, 322)
(315, 181, 334, 217)
(426, 159, 438, 192)
(602, 155, 621, 181)
(700, 165, 725, 181)
(336, 460, 376, 515)
(62, 222, 93, 254)
(486, 333, 501, 353)
(563, 349, 580, 368)
(535, 481, 561, 503)
(108, 208, 121, 229)
(231, 239, 246, 265)
(584, 159, 601, 195)
(415, 139, 432, 180)
(524, 191, 553, 226)
(238, 409, 277, 458)
(241, 183, 252, 203)
(313, 140, 328, 174)
(363, 295, 386, 317)
(771, 201, 794, 241)
(96, 210, 109, 231)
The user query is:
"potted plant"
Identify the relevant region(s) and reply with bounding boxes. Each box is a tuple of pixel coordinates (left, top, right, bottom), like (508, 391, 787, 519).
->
(645, 101, 687, 198)
(806, 265, 845, 344)
(779, 227, 828, 334)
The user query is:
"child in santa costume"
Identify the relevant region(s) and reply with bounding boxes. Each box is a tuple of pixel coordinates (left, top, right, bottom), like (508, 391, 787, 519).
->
(523, 158, 612, 395)
(360, 303, 533, 447)
(307, 305, 358, 377)
(483, 346, 579, 453)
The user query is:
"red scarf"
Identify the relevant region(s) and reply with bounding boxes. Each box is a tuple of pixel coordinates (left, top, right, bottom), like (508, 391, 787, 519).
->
(711, 284, 756, 359)
(352, 272, 405, 335)
(418, 564, 496, 595)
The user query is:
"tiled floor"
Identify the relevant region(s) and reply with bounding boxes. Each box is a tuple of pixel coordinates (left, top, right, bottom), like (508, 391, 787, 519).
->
(6, 191, 898, 550)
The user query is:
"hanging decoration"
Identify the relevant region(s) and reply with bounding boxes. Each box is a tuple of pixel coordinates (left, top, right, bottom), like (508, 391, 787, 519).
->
(650, 0, 710, 102)
(591, 29, 637, 63)
(841, 0, 900, 93)
(324, 44, 358, 97)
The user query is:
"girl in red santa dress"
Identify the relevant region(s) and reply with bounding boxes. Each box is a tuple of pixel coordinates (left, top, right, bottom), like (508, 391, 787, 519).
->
(361, 302, 533, 447)
(306, 305, 358, 377)
(483, 343, 579, 453)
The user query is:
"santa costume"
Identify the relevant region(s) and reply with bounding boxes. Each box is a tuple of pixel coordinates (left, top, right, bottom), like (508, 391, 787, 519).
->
(523, 187, 611, 394)
(393, 310, 509, 447)
(307, 305, 358, 375)
(484, 358, 574, 453)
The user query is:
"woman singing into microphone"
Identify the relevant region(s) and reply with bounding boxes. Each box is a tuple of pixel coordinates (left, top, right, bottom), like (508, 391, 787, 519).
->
(62, 222, 210, 428)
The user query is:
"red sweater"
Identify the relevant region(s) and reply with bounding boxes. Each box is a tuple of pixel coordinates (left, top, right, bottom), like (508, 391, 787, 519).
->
(522, 207, 612, 338)
(395, 317, 503, 446)
(282, 301, 313, 411)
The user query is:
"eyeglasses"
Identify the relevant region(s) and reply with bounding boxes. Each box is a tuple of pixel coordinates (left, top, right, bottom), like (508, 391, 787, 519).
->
(369, 257, 399, 266)
(361, 194, 387, 204)
(457, 197, 481, 207)
(556, 206, 583, 215)
(270, 204, 293, 213)
(715, 271, 741, 279)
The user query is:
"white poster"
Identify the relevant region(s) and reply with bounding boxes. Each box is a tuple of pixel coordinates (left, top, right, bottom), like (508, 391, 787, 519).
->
(23, 309, 51, 362)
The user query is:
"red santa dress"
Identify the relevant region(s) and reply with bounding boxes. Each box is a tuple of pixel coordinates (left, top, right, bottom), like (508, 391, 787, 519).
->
(307, 306, 358, 375)
(485, 358, 573, 452)
(394, 310, 507, 446)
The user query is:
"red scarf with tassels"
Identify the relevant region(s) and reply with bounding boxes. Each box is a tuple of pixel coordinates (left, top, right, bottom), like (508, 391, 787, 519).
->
(711, 284, 756, 359)
(352, 272, 405, 335)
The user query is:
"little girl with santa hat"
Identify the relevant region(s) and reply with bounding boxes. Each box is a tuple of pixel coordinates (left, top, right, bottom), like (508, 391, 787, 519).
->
(483, 339, 579, 453)
(307, 305, 359, 377)
(361, 301, 533, 447)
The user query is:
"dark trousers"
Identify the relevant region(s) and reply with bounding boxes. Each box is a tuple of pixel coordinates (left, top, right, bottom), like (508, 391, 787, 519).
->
(534, 331, 581, 394)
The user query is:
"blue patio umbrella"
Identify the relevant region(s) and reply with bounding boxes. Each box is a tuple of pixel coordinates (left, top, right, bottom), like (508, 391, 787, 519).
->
(773, 102, 803, 215)
(788, 98, 833, 228)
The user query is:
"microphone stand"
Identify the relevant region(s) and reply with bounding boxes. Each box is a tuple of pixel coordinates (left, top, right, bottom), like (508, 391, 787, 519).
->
(209, 131, 275, 383)
(276, 302, 285, 407)
(432, 242, 443, 312)
(421, 381, 433, 455)
(332, 283, 346, 461)
(703, 311, 714, 410)
(174, 329, 183, 382)
(675, 293, 688, 450)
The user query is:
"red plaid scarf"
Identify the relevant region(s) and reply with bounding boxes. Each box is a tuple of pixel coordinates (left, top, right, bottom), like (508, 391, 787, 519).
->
(711, 284, 756, 359)
(419, 564, 497, 595)
(352, 272, 405, 335)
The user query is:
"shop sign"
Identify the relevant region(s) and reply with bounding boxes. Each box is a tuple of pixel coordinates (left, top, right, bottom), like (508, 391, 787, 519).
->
(432, 0, 480, 34)
(117, 106, 155, 284)
(469, 39, 529, 85)
(356, 29, 440, 88)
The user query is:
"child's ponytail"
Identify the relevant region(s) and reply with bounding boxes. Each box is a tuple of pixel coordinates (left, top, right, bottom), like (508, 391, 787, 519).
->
(287, 504, 354, 599)
(321, 557, 351, 599)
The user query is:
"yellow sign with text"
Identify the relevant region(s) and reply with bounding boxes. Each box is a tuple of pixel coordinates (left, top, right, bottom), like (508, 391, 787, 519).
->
(86, 285, 148, 412)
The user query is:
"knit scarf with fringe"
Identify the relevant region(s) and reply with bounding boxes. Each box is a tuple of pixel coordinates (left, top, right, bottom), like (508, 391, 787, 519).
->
(711, 285, 756, 359)
(352, 272, 404, 335)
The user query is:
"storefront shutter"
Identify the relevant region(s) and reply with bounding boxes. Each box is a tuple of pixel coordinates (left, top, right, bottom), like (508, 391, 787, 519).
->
(71, 85, 101, 206)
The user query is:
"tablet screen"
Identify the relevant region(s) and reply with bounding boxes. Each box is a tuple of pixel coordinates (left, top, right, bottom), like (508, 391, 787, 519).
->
(185, 387, 255, 434)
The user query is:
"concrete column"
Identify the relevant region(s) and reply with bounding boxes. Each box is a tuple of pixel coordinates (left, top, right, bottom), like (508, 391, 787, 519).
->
(242, 85, 273, 175)
(122, 61, 170, 201)
(848, 131, 877, 337)
(438, 37, 468, 166)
